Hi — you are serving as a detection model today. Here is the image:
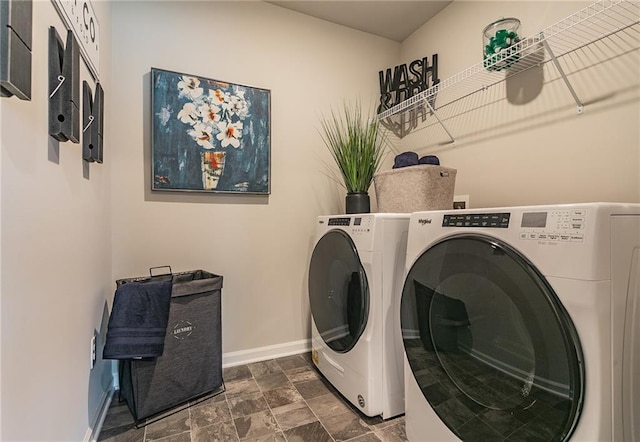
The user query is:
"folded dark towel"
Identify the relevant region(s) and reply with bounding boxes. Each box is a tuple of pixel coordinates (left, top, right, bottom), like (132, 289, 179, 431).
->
(393, 152, 419, 168)
(419, 155, 440, 165)
(103, 280, 173, 359)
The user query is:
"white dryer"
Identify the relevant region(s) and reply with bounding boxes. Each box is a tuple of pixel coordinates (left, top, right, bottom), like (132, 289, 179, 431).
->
(400, 203, 640, 441)
(309, 213, 409, 419)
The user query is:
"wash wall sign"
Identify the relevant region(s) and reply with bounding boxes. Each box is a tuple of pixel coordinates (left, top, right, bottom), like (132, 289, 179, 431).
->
(377, 55, 439, 138)
(51, 0, 100, 80)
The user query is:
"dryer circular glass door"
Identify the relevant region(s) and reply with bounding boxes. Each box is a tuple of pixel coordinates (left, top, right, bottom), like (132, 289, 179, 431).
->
(309, 230, 369, 353)
(401, 234, 584, 441)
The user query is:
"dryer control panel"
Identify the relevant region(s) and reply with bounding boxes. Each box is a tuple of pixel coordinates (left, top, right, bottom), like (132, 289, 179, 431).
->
(519, 208, 585, 242)
(443, 212, 510, 228)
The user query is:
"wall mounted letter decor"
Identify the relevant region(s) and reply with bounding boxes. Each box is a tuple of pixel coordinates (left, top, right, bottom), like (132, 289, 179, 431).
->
(82, 80, 104, 163)
(51, 0, 100, 80)
(0, 0, 32, 100)
(377, 55, 440, 138)
(151, 68, 271, 194)
(49, 26, 80, 143)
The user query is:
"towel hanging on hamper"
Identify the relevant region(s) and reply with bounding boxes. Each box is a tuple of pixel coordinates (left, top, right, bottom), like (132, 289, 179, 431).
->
(103, 279, 173, 360)
(114, 268, 224, 426)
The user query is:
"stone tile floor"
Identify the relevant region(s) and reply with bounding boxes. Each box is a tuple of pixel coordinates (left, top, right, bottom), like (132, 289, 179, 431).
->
(98, 353, 407, 441)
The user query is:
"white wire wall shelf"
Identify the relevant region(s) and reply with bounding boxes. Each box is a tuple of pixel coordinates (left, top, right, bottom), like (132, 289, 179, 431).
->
(377, 0, 640, 145)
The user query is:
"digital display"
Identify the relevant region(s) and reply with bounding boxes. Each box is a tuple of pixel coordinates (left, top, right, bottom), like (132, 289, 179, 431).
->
(521, 212, 547, 228)
(354, 218, 362, 226)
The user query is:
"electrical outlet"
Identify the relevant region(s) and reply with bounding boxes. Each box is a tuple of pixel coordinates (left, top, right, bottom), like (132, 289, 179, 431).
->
(90, 335, 96, 369)
(454, 194, 470, 210)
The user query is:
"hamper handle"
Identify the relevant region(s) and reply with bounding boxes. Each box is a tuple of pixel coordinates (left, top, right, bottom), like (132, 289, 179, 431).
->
(149, 266, 172, 277)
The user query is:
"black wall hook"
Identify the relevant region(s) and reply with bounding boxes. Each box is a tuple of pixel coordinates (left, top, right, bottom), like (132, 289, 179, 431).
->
(48, 26, 79, 143)
(0, 0, 32, 100)
(82, 80, 104, 163)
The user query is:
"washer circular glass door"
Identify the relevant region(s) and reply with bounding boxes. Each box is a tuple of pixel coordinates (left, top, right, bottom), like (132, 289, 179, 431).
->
(309, 230, 369, 353)
(401, 234, 584, 441)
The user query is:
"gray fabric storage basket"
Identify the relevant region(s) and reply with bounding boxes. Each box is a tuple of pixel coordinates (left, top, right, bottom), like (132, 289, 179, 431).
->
(117, 269, 223, 424)
(374, 165, 457, 213)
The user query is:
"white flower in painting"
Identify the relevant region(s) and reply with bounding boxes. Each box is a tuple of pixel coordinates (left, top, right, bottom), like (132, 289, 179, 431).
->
(177, 78, 251, 151)
(177, 102, 200, 125)
(216, 120, 243, 148)
(177, 76, 203, 99)
(189, 123, 215, 149)
(199, 102, 221, 125)
(210, 89, 231, 106)
(230, 90, 249, 119)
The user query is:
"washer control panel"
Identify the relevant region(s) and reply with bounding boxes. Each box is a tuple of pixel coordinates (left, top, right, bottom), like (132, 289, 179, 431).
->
(327, 217, 351, 226)
(326, 216, 373, 234)
(519, 209, 585, 242)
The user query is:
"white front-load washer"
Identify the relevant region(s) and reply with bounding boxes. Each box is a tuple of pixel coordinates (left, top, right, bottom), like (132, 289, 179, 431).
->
(400, 203, 640, 441)
(309, 213, 409, 419)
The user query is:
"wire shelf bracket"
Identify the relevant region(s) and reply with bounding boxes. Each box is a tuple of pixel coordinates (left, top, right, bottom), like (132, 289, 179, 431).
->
(541, 35, 584, 114)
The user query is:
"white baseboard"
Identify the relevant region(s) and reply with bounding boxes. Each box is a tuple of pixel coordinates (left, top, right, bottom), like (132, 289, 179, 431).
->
(84, 387, 116, 442)
(223, 339, 311, 368)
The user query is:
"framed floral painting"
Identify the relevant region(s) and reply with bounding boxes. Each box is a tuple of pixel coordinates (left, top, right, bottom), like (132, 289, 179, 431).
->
(151, 68, 271, 193)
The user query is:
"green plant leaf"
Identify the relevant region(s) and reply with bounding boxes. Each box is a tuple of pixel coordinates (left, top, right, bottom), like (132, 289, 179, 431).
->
(319, 101, 389, 193)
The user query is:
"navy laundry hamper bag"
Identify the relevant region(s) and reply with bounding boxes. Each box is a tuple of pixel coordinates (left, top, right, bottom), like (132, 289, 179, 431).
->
(116, 269, 224, 424)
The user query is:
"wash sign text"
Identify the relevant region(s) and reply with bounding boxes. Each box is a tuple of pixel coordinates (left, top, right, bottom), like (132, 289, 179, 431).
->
(378, 55, 440, 138)
(379, 55, 439, 111)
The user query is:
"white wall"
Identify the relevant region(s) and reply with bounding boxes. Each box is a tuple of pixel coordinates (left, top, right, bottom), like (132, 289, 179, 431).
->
(110, 2, 399, 356)
(0, 1, 113, 440)
(398, 1, 640, 208)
